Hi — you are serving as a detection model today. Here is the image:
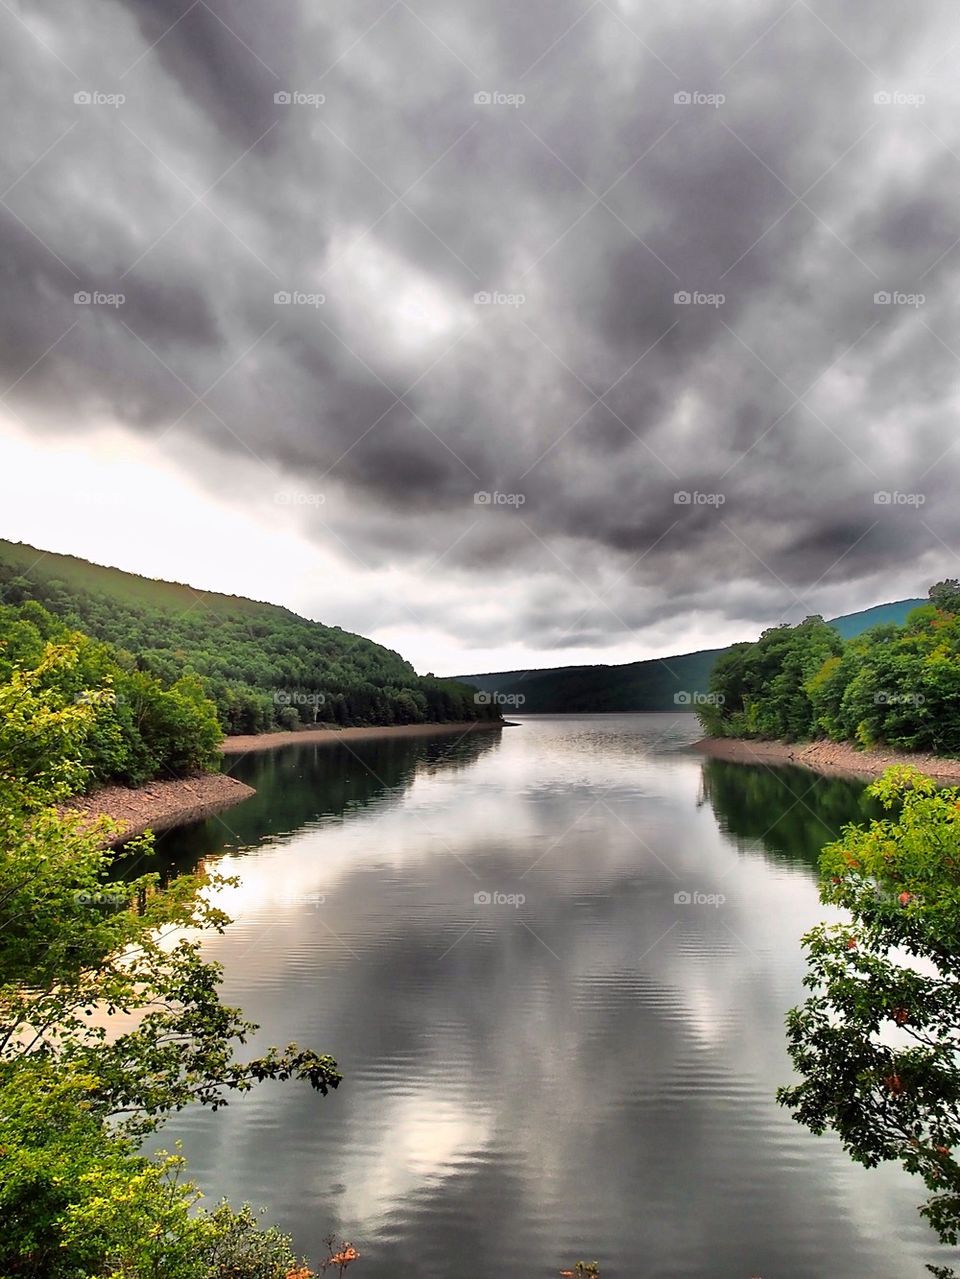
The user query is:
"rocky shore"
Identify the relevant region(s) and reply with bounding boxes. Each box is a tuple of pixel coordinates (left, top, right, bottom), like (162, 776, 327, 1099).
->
(694, 735, 960, 782)
(62, 772, 256, 846)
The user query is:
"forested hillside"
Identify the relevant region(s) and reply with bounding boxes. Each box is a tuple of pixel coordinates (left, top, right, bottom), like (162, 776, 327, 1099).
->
(700, 581, 960, 755)
(0, 598, 222, 789)
(457, 599, 925, 714)
(0, 540, 498, 733)
(461, 647, 725, 713)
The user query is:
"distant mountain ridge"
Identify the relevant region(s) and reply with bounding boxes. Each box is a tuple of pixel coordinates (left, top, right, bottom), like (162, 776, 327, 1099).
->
(827, 599, 926, 637)
(456, 598, 926, 714)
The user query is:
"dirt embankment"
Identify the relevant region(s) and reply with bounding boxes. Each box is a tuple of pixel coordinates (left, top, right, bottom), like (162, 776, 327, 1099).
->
(221, 719, 506, 755)
(61, 773, 256, 847)
(694, 736, 960, 782)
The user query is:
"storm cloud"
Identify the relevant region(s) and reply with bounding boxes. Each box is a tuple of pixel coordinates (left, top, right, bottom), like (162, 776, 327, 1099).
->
(3, 0, 960, 665)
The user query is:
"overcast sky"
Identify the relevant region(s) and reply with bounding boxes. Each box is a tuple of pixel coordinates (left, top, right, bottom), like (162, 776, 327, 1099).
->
(1, 0, 959, 674)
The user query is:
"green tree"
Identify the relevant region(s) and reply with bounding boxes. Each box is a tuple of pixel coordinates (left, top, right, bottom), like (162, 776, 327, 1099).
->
(701, 617, 842, 740)
(779, 767, 960, 1259)
(0, 642, 339, 1276)
(930, 580, 960, 614)
(0, 601, 224, 787)
(703, 589, 960, 758)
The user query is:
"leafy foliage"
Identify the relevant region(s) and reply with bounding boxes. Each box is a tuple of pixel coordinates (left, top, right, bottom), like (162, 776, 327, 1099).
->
(702, 582, 960, 754)
(698, 616, 843, 739)
(0, 598, 222, 787)
(779, 767, 960, 1257)
(200, 1203, 306, 1279)
(930, 581, 960, 614)
(0, 639, 339, 1276)
(0, 539, 498, 733)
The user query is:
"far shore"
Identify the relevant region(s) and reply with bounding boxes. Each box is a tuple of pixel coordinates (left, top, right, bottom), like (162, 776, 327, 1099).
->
(694, 735, 960, 782)
(221, 719, 506, 755)
(62, 772, 256, 848)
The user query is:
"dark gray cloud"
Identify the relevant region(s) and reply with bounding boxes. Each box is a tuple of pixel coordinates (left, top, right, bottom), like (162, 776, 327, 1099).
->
(3, 0, 960, 662)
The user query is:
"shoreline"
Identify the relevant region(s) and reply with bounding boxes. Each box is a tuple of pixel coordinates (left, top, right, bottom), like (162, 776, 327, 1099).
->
(62, 773, 256, 847)
(64, 722, 506, 846)
(693, 735, 960, 782)
(221, 719, 506, 755)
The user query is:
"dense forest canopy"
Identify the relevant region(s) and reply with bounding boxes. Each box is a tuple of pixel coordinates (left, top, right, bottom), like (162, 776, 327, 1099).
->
(0, 541, 498, 734)
(699, 582, 960, 755)
(0, 599, 222, 788)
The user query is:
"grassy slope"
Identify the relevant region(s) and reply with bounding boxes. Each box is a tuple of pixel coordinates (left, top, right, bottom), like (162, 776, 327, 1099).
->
(456, 599, 927, 713)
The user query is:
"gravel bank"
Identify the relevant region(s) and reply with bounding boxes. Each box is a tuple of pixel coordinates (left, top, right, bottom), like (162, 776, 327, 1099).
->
(62, 773, 256, 846)
(693, 736, 960, 782)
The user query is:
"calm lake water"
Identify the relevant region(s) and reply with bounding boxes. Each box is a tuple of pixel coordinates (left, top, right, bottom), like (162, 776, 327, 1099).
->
(152, 714, 951, 1278)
